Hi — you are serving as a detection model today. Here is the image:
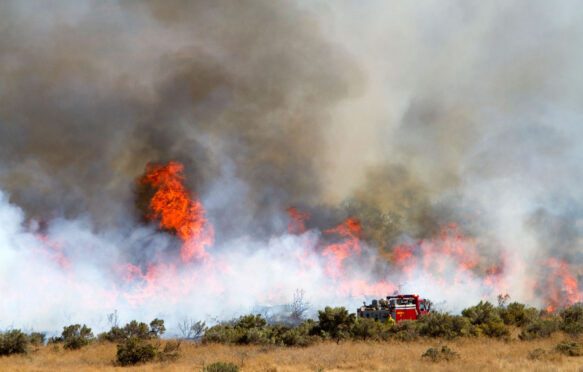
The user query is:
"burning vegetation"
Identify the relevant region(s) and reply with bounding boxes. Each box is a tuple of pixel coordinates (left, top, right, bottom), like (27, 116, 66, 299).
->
(137, 161, 214, 262)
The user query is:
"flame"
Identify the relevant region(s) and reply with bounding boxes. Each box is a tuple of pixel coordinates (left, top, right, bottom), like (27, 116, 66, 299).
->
(541, 258, 582, 313)
(322, 218, 362, 277)
(35, 233, 69, 270)
(138, 161, 214, 262)
(287, 207, 309, 234)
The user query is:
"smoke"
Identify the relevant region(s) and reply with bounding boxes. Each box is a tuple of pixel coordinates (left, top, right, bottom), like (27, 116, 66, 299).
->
(1, 0, 583, 332)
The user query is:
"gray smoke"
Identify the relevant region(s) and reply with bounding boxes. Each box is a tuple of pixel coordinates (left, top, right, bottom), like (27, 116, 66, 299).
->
(1, 0, 583, 331)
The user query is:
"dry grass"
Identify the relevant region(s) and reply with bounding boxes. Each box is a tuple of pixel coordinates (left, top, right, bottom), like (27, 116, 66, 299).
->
(1, 335, 583, 372)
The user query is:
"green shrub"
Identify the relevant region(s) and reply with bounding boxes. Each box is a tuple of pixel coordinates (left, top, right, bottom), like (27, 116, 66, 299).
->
(281, 320, 318, 346)
(421, 345, 459, 362)
(386, 320, 419, 341)
(462, 301, 499, 324)
(556, 341, 583, 356)
(351, 317, 385, 341)
(62, 324, 93, 350)
(203, 361, 240, 372)
(317, 307, 356, 343)
(99, 318, 166, 343)
(499, 302, 538, 327)
(116, 337, 158, 366)
(203, 324, 238, 344)
(462, 301, 509, 338)
(560, 304, 583, 335)
(240, 327, 271, 345)
(149, 318, 166, 338)
(235, 314, 266, 330)
(0, 330, 29, 355)
(98, 326, 127, 342)
(417, 313, 472, 339)
(122, 320, 150, 339)
(519, 317, 561, 340)
(29, 332, 46, 346)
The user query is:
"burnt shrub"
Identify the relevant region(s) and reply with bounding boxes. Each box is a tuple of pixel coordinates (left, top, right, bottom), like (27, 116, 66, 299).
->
(556, 341, 583, 356)
(62, 324, 93, 350)
(519, 317, 561, 340)
(0, 330, 29, 356)
(559, 304, 583, 335)
(499, 302, 538, 327)
(116, 337, 158, 366)
(462, 301, 509, 337)
(421, 345, 459, 362)
(203, 361, 240, 372)
(417, 312, 472, 339)
(159, 340, 181, 362)
(317, 307, 356, 343)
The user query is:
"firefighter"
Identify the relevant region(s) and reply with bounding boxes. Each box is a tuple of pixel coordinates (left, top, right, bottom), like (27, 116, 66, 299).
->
(379, 298, 388, 308)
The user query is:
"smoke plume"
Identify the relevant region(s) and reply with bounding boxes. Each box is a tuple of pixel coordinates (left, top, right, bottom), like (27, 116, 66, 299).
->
(1, 0, 583, 332)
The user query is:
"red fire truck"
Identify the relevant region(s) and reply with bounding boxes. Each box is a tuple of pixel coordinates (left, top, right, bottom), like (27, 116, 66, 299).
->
(357, 294, 431, 323)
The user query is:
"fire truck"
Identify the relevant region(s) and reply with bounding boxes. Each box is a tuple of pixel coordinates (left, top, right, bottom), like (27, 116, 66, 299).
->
(357, 294, 431, 323)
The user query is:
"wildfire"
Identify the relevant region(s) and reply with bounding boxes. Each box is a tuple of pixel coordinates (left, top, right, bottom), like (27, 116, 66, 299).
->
(322, 218, 362, 277)
(542, 258, 582, 313)
(287, 207, 309, 234)
(138, 161, 214, 262)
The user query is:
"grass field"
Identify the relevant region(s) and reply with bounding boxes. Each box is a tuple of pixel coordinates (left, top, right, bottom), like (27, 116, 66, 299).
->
(1, 333, 582, 372)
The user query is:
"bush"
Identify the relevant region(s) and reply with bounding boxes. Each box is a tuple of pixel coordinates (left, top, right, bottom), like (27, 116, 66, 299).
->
(149, 318, 166, 338)
(203, 361, 240, 372)
(317, 307, 356, 343)
(556, 341, 583, 356)
(386, 320, 419, 341)
(29, 332, 46, 346)
(560, 304, 583, 335)
(235, 314, 266, 330)
(116, 337, 158, 366)
(98, 326, 127, 342)
(61, 324, 93, 350)
(462, 301, 509, 337)
(499, 302, 538, 327)
(351, 318, 385, 341)
(417, 313, 472, 339)
(0, 330, 29, 356)
(421, 345, 459, 362)
(99, 318, 166, 343)
(519, 317, 561, 340)
(203, 324, 238, 344)
(281, 320, 318, 347)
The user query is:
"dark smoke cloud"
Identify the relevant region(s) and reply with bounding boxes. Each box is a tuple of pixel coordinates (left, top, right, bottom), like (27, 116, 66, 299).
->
(1, 0, 583, 329)
(0, 0, 362, 238)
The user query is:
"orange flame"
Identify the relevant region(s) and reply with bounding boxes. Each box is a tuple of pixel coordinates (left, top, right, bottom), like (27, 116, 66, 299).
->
(322, 218, 362, 277)
(138, 161, 214, 262)
(35, 234, 69, 269)
(287, 207, 309, 234)
(542, 258, 582, 313)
